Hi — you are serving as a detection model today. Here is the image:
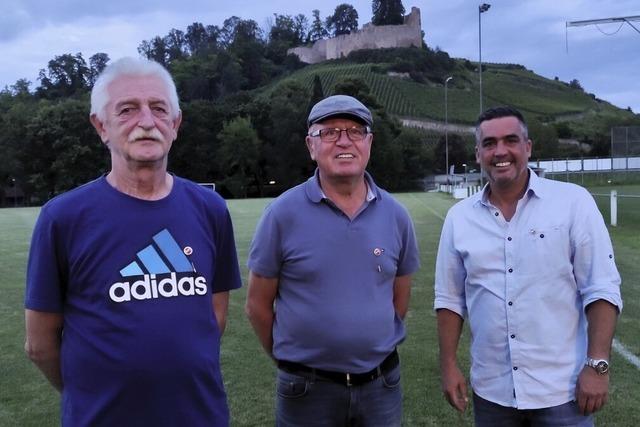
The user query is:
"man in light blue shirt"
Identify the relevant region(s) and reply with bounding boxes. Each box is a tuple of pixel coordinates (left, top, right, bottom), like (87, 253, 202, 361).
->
(434, 106, 622, 426)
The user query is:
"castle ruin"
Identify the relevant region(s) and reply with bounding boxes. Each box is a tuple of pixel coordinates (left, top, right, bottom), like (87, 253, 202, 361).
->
(288, 7, 422, 64)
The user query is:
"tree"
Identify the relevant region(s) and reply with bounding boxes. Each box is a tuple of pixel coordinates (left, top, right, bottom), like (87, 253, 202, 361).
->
(164, 29, 187, 63)
(569, 79, 583, 91)
(216, 51, 247, 95)
(170, 100, 225, 182)
(589, 132, 610, 157)
(307, 9, 329, 42)
(395, 127, 435, 181)
(22, 99, 108, 200)
(372, 0, 405, 26)
(434, 133, 472, 174)
(263, 81, 314, 189)
(137, 36, 169, 66)
(267, 14, 308, 64)
(308, 75, 324, 112)
(269, 14, 307, 45)
(88, 53, 110, 86)
(185, 22, 208, 55)
(529, 119, 559, 159)
(326, 4, 359, 36)
(217, 117, 262, 197)
(36, 53, 90, 99)
(0, 99, 33, 193)
(333, 77, 381, 110)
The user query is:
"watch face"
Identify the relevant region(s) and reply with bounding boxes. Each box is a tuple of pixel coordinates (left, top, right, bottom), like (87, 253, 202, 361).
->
(596, 361, 609, 374)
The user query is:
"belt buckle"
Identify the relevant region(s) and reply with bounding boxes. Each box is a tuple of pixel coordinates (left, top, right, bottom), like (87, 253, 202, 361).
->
(346, 373, 352, 387)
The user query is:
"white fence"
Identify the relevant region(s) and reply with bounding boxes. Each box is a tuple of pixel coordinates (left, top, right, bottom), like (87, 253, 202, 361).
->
(438, 184, 482, 199)
(529, 156, 640, 173)
(591, 190, 640, 227)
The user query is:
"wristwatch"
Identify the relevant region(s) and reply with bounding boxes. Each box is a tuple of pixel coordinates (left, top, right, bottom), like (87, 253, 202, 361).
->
(585, 357, 609, 375)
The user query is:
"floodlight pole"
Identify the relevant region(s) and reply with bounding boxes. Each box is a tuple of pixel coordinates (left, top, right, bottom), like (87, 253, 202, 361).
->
(445, 76, 453, 181)
(479, 3, 491, 114)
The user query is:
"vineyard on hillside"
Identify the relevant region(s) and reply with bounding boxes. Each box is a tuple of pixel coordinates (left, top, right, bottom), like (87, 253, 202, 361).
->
(262, 58, 633, 126)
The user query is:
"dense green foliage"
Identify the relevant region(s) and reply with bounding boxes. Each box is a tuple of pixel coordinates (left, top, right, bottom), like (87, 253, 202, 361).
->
(326, 4, 360, 36)
(372, 0, 406, 25)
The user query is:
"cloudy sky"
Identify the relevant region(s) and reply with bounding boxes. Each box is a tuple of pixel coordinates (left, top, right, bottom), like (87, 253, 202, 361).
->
(2, 0, 638, 113)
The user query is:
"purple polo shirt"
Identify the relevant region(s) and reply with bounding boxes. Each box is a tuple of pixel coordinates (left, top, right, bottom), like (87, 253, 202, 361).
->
(248, 170, 420, 373)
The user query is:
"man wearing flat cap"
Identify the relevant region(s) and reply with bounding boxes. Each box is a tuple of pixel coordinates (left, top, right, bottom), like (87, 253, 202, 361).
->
(246, 94, 420, 426)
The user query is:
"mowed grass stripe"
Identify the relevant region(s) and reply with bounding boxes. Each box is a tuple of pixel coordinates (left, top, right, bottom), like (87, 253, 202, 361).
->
(1, 189, 638, 426)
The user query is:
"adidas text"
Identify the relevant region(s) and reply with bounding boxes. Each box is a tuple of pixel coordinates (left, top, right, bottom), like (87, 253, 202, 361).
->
(109, 272, 207, 303)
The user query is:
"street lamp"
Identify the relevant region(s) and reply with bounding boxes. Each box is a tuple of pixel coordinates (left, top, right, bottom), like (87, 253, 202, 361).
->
(479, 3, 491, 113)
(444, 76, 453, 182)
(462, 163, 468, 185)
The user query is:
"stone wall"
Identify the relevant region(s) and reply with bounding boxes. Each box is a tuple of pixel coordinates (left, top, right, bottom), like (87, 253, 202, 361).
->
(289, 7, 422, 64)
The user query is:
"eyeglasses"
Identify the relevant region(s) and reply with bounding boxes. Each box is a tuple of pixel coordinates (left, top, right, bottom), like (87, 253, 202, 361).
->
(308, 126, 371, 143)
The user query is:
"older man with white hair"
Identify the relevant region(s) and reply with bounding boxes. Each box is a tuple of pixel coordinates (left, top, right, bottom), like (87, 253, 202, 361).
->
(24, 57, 241, 426)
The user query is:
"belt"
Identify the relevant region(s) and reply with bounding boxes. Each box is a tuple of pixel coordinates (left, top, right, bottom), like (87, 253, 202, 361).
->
(277, 349, 399, 387)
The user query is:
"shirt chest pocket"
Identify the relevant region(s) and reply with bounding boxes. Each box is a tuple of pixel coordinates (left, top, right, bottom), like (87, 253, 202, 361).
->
(518, 225, 572, 278)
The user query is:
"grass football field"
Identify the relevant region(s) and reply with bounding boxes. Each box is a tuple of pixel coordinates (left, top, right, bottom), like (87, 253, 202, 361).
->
(0, 188, 638, 426)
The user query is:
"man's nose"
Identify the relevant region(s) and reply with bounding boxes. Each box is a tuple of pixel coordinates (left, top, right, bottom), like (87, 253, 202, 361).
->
(137, 106, 155, 128)
(494, 140, 509, 155)
(335, 130, 352, 146)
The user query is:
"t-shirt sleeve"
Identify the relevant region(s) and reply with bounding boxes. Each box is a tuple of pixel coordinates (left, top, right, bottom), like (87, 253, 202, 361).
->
(247, 206, 281, 278)
(396, 206, 420, 277)
(25, 207, 65, 312)
(212, 207, 242, 293)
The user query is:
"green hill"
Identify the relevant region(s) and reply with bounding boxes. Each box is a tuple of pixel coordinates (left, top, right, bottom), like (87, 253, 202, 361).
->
(261, 50, 638, 132)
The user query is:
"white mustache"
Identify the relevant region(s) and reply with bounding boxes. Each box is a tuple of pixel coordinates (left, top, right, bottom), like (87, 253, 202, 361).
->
(128, 128, 164, 143)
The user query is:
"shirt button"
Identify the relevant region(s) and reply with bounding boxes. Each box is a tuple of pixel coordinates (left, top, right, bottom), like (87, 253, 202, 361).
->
(513, 366, 518, 371)
(510, 334, 515, 339)
(507, 237, 512, 241)
(494, 212, 499, 216)
(540, 234, 545, 238)
(508, 268, 513, 273)
(508, 301, 513, 306)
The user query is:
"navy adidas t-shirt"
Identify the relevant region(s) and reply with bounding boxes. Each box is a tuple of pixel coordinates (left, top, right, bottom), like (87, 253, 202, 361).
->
(25, 175, 242, 426)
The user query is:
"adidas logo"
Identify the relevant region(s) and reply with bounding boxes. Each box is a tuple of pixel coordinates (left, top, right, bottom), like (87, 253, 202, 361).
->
(110, 272, 207, 303)
(109, 229, 208, 303)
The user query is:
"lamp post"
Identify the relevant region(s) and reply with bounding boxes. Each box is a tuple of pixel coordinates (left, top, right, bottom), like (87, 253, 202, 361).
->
(444, 76, 453, 182)
(479, 3, 491, 113)
(463, 163, 468, 185)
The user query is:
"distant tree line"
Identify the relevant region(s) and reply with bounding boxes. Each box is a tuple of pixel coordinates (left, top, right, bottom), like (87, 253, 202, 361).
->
(0, 2, 453, 203)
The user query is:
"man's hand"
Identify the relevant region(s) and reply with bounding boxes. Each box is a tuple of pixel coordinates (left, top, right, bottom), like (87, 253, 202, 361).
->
(576, 366, 609, 415)
(441, 363, 469, 412)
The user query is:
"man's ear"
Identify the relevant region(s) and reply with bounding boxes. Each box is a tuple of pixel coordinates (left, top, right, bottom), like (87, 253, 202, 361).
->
(89, 114, 109, 144)
(305, 136, 316, 161)
(171, 110, 183, 141)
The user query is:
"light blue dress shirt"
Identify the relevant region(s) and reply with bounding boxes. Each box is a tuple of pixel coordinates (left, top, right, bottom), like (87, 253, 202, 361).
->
(434, 169, 622, 409)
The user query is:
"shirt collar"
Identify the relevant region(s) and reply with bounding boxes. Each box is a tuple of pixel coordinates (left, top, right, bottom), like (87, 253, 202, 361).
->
(305, 168, 380, 203)
(478, 167, 543, 207)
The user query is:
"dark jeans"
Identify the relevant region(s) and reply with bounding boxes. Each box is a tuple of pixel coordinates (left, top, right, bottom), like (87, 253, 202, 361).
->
(473, 392, 594, 427)
(275, 364, 402, 427)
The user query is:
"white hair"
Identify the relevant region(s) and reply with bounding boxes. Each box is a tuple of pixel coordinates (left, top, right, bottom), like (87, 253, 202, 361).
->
(90, 57, 180, 121)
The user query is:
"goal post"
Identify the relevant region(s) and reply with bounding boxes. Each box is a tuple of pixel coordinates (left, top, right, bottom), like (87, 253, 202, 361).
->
(198, 182, 216, 191)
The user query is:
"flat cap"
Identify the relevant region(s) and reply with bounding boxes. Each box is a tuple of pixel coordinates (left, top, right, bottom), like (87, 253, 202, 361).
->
(307, 95, 373, 128)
